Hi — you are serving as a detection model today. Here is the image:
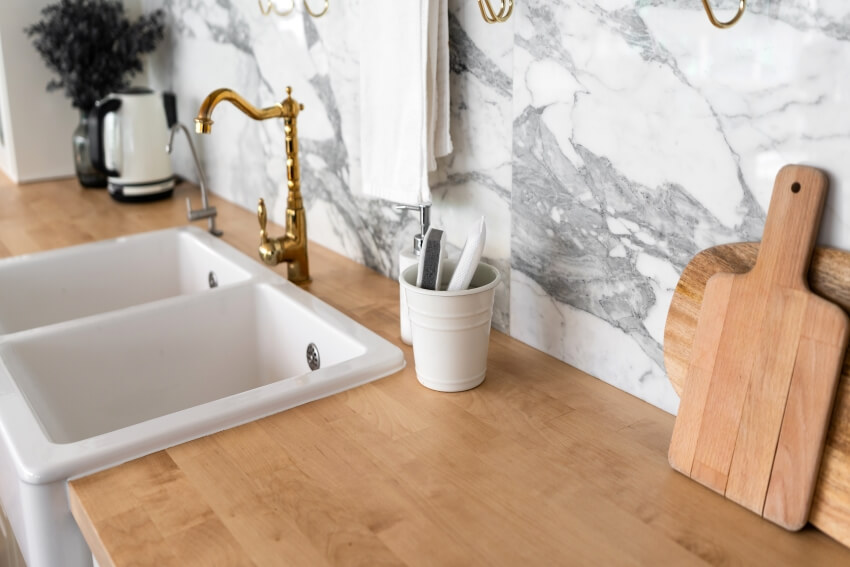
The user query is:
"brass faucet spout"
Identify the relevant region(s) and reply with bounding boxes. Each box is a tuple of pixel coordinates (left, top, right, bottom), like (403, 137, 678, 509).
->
(194, 88, 285, 134)
(195, 86, 310, 283)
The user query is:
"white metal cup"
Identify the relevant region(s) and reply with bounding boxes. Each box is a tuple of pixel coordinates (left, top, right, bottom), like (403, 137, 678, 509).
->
(400, 260, 501, 392)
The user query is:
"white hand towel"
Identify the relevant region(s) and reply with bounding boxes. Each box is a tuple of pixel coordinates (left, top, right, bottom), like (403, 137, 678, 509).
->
(359, 0, 452, 205)
(427, 0, 452, 171)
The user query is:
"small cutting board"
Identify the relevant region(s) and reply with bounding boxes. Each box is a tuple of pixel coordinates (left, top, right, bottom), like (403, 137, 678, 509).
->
(665, 242, 850, 545)
(668, 165, 850, 530)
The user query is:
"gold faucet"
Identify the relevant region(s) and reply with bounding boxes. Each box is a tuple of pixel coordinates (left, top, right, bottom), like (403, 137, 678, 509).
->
(195, 86, 310, 283)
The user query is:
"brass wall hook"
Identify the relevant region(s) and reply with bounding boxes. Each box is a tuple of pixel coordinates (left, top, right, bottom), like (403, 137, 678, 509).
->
(478, 0, 513, 24)
(259, 0, 328, 18)
(258, 0, 295, 16)
(702, 0, 746, 29)
(304, 0, 329, 18)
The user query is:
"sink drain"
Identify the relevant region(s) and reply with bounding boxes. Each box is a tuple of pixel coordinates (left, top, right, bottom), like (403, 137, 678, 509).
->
(306, 343, 320, 370)
(208, 271, 218, 288)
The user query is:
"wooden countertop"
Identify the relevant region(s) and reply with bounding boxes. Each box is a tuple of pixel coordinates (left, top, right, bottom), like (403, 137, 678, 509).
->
(3, 175, 850, 565)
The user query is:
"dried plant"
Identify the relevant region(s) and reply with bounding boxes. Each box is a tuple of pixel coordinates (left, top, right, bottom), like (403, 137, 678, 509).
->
(25, 0, 165, 111)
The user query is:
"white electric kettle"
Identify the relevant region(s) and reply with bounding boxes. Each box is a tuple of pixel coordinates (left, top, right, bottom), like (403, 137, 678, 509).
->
(89, 88, 176, 202)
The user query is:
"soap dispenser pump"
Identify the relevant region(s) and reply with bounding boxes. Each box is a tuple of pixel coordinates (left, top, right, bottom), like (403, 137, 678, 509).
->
(394, 203, 431, 345)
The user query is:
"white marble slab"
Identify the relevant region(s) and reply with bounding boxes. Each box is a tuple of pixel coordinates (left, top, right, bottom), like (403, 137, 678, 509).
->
(143, 0, 513, 330)
(512, 0, 850, 413)
(144, 0, 850, 414)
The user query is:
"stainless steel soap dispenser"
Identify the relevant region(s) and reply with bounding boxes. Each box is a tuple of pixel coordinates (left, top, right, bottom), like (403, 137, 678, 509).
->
(394, 203, 431, 345)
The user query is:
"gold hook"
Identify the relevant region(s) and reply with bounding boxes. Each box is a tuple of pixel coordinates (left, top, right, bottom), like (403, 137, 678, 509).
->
(701, 0, 746, 29)
(258, 0, 295, 16)
(499, 0, 514, 21)
(478, 0, 513, 24)
(478, 0, 500, 23)
(304, 0, 328, 18)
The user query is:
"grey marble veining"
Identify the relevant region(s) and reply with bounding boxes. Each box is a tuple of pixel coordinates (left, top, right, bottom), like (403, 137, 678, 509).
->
(143, 0, 514, 331)
(142, 0, 850, 413)
(512, 0, 850, 412)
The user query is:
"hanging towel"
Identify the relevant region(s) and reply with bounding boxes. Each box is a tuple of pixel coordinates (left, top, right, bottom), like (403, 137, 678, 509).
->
(427, 0, 452, 171)
(359, 0, 452, 205)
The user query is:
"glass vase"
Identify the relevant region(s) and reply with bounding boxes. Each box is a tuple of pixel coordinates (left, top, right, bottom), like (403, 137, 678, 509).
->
(72, 109, 107, 188)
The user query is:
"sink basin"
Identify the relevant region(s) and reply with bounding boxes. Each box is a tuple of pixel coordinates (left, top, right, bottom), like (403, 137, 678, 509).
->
(0, 226, 257, 334)
(0, 227, 405, 567)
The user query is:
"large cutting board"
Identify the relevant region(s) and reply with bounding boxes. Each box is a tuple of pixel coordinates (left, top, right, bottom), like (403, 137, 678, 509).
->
(666, 241, 850, 545)
(668, 165, 850, 530)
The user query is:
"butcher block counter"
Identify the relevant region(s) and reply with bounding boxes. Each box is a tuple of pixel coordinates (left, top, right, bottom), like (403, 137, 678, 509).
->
(2, 174, 850, 566)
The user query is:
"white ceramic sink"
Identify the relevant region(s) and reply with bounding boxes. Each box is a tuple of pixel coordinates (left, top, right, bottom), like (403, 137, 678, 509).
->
(0, 226, 405, 567)
(0, 227, 256, 334)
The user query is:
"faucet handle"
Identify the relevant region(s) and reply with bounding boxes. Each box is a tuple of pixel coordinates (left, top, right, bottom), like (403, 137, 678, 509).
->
(257, 198, 279, 265)
(258, 198, 269, 241)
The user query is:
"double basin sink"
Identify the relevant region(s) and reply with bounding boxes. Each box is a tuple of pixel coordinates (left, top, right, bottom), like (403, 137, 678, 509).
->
(0, 226, 405, 567)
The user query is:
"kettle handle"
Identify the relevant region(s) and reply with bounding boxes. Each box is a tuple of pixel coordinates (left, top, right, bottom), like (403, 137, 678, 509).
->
(163, 92, 177, 129)
(89, 98, 122, 177)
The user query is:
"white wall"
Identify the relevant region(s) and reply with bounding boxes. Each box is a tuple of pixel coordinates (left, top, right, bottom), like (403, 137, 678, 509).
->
(0, 0, 143, 184)
(0, 30, 16, 181)
(0, 2, 78, 183)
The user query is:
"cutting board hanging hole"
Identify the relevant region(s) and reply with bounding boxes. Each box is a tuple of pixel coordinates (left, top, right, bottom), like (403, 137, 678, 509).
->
(792, 182, 801, 193)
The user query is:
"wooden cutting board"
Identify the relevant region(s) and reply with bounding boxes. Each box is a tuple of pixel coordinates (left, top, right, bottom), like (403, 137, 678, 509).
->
(668, 165, 850, 530)
(666, 243, 850, 545)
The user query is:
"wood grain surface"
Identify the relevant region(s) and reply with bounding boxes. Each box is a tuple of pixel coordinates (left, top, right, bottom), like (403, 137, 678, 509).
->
(669, 165, 850, 530)
(4, 173, 850, 565)
(666, 243, 850, 544)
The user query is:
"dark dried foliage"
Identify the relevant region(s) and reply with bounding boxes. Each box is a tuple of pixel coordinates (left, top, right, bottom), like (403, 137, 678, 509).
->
(25, 0, 165, 111)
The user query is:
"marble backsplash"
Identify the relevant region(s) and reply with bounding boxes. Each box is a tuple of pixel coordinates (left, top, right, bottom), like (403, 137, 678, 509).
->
(142, 0, 513, 333)
(143, 0, 850, 414)
(512, 0, 850, 412)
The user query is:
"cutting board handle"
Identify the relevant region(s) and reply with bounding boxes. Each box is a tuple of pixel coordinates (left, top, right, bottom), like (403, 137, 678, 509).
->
(753, 165, 829, 289)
